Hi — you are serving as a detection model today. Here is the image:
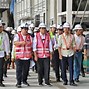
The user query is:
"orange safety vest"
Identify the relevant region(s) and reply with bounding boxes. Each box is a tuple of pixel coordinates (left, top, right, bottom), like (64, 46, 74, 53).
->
(15, 33, 32, 59)
(36, 32, 50, 58)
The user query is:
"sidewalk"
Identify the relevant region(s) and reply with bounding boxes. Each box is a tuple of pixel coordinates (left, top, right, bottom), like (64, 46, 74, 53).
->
(1, 68, 89, 89)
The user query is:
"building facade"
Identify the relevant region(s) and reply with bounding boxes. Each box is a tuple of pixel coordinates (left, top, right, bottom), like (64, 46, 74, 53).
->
(0, 0, 10, 26)
(14, 0, 89, 29)
(57, 0, 89, 29)
(14, 0, 57, 27)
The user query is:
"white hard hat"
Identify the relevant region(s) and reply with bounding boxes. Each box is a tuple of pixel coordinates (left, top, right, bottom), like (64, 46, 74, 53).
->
(73, 24, 83, 31)
(11, 30, 16, 34)
(57, 25, 63, 29)
(20, 23, 28, 28)
(17, 26, 21, 32)
(30, 23, 35, 28)
(39, 23, 46, 28)
(50, 25, 52, 28)
(52, 24, 57, 28)
(28, 29, 32, 34)
(63, 22, 70, 28)
(0, 22, 3, 27)
(5, 27, 13, 31)
(10, 27, 13, 31)
(34, 27, 39, 32)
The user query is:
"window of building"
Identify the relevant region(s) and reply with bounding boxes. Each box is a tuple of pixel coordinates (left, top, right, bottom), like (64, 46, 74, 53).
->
(73, 0, 89, 11)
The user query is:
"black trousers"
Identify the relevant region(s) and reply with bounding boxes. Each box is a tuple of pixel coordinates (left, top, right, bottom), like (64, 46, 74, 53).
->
(15, 59, 30, 85)
(52, 49, 62, 80)
(81, 54, 85, 74)
(3, 60, 8, 76)
(37, 58, 50, 84)
(0, 57, 4, 83)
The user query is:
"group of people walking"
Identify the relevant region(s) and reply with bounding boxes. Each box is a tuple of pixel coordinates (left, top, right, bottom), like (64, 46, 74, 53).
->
(0, 20, 89, 88)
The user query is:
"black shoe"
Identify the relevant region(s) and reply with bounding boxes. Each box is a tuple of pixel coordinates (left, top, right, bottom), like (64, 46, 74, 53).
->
(45, 83, 52, 86)
(2, 79, 4, 81)
(39, 83, 44, 86)
(56, 78, 61, 82)
(70, 82, 77, 86)
(75, 79, 79, 82)
(0, 83, 5, 87)
(16, 84, 21, 88)
(23, 82, 30, 86)
(4, 75, 7, 77)
(63, 81, 67, 85)
(82, 73, 85, 77)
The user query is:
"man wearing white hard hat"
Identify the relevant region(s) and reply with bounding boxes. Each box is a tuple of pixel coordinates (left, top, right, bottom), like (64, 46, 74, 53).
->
(17, 26, 21, 33)
(52, 24, 63, 82)
(51, 24, 63, 82)
(83, 28, 89, 74)
(4, 27, 14, 70)
(14, 23, 32, 88)
(58, 22, 77, 86)
(73, 24, 85, 82)
(33, 22, 53, 86)
(11, 30, 16, 69)
(29, 23, 35, 38)
(49, 24, 56, 70)
(0, 22, 9, 87)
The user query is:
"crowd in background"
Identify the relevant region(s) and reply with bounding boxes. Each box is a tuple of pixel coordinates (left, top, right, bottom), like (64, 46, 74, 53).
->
(0, 20, 89, 88)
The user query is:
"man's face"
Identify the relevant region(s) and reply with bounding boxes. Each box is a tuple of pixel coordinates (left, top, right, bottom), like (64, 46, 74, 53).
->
(40, 27, 46, 34)
(76, 29, 82, 35)
(58, 29, 63, 35)
(51, 27, 56, 33)
(63, 27, 70, 34)
(0, 26, 3, 33)
(21, 27, 28, 35)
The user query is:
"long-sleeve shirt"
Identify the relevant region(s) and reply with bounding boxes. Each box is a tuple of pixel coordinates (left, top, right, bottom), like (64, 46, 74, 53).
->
(0, 31, 10, 57)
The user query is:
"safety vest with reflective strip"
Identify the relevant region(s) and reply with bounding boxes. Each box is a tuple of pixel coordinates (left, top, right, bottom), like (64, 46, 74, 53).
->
(15, 33, 32, 59)
(62, 34, 73, 50)
(36, 32, 50, 58)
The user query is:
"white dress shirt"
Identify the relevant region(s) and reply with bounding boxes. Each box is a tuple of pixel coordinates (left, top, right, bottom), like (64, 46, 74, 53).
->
(33, 32, 53, 53)
(0, 31, 10, 57)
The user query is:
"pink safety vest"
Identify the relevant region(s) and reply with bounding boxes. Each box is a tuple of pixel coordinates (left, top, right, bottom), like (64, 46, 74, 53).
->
(15, 33, 32, 59)
(36, 32, 50, 58)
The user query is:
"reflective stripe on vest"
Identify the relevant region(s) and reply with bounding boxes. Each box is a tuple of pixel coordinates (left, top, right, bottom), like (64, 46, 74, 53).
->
(36, 32, 50, 58)
(0, 33, 4, 51)
(15, 33, 32, 59)
(62, 34, 73, 50)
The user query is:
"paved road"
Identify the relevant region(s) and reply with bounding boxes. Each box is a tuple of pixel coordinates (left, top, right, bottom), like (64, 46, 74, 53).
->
(1, 68, 89, 89)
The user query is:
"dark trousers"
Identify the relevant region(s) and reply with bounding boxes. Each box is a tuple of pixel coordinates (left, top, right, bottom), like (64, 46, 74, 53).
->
(0, 57, 4, 83)
(15, 59, 30, 85)
(37, 58, 50, 84)
(81, 54, 85, 74)
(52, 50, 62, 80)
(3, 60, 8, 76)
(61, 55, 74, 83)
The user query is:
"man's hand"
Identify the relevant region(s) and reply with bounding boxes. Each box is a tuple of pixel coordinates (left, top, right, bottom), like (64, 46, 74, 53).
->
(34, 56, 38, 61)
(6, 55, 10, 59)
(20, 41, 26, 46)
(59, 55, 62, 60)
(84, 55, 87, 60)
